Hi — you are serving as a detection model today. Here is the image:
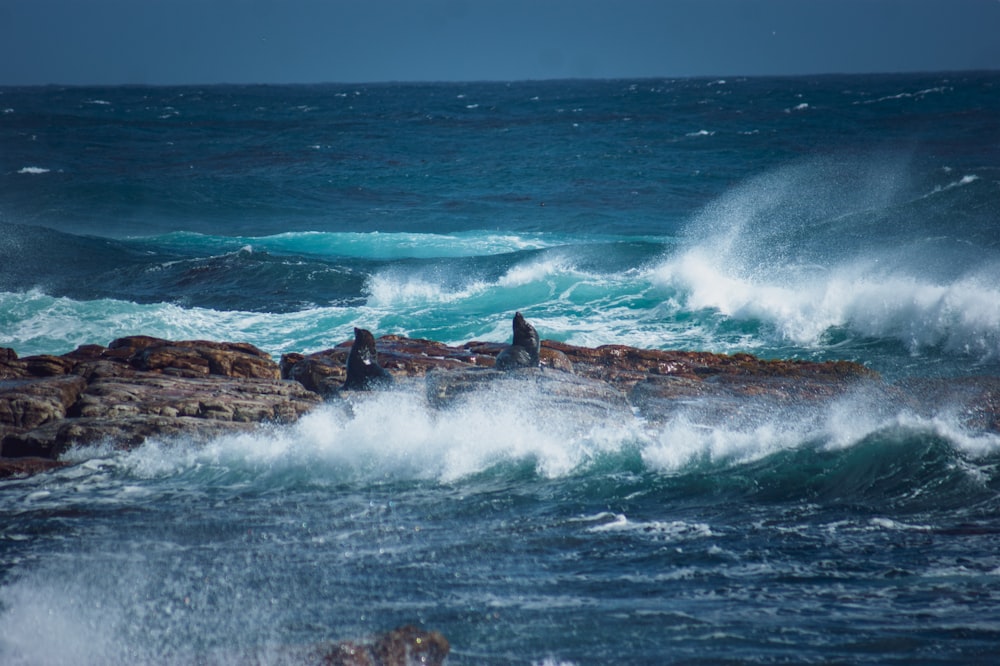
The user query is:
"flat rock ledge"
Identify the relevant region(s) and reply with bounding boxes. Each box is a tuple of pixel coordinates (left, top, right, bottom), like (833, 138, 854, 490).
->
(4, 333, 998, 479)
(1, 336, 323, 474)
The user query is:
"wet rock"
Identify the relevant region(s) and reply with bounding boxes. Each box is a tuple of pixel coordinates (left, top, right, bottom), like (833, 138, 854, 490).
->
(1, 339, 321, 459)
(111, 336, 281, 379)
(0, 456, 69, 479)
(426, 366, 631, 422)
(629, 373, 880, 426)
(10, 330, 1000, 481)
(0, 375, 88, 431)
(72, 374, 321, 422)
(305, 625, 450, 666)
(543, 341, 878, 393)
(1, 415, 261, 458)
(283, 348, 349, 397)
(893, 375, 1000, 433)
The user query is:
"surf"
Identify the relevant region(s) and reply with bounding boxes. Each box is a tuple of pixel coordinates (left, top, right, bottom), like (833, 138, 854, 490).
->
(652, 157, 1000, 370)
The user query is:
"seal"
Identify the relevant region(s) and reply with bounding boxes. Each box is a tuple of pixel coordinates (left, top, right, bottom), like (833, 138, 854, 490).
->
(494, 311, 540, 371)
(342, 327, 394, 390)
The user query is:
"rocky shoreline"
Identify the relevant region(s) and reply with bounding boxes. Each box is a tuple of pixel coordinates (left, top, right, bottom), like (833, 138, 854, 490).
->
(5, 333, 999, 664)
(3, 333, 999, 480)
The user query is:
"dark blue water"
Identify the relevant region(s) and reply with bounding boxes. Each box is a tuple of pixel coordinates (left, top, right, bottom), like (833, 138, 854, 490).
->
(2, 73, 1000, 664)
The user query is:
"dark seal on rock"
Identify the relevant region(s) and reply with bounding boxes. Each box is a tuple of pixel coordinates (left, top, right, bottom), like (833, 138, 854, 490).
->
(495, 311, 540, 371)
(342, 327, 394, 390)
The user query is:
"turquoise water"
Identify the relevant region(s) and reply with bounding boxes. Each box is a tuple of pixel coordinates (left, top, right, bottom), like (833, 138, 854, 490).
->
(2, 73, 1000, 663)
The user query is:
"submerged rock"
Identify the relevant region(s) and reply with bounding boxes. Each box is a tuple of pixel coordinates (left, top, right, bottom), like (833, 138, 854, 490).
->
(304, 624, 450, 666)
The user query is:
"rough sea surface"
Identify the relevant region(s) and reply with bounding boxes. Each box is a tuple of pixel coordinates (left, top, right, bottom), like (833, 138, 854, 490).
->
(2, 73, 1000, 664)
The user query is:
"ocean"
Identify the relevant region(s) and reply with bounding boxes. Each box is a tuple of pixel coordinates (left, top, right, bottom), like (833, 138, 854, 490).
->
(1, 72, 1000, 664)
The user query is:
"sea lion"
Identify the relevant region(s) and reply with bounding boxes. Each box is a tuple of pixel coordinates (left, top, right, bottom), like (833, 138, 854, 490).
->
(495, 311, 540, 371)
(342, 327, 394, 390)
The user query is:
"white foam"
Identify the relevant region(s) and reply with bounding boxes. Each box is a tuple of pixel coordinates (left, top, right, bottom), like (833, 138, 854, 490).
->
(0, 289, 354, 358)
(655, 251, 1000, 359)
(497, 255, 575, 288)
(586, 513, 714, 540)
(364, 273, 486, 306)
(857, 86, 952, 105)
(99, 385, 640, 485)
(642, 412, 808, 473)
(261, 230, 554, 259)
(652, 159, 1000, 361)
(17, 166, 49, 174)
(932, 173, 980, 193)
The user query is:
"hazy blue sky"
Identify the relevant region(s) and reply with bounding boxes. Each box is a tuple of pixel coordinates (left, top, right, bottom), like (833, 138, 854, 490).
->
(2, 0, 998, 85)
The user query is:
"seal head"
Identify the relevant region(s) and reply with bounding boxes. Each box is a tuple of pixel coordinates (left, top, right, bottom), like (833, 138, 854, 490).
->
(343, 327, 394, 390)
(495, 311, 540, 371)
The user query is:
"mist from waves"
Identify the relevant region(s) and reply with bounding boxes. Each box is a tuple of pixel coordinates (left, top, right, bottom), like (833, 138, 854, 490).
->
(652, 156, 1000, 372)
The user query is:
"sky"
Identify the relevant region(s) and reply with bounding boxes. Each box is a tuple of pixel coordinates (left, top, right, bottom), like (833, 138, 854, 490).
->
(1, 0, 999, 86)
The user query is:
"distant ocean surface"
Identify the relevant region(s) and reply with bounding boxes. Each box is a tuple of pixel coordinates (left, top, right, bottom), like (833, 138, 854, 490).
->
(2, 73, 1000, 664)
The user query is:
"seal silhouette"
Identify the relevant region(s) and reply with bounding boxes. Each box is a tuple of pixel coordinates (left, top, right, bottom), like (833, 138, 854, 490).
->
(343, 327, 394, 390)
(495, 311, 540, 371)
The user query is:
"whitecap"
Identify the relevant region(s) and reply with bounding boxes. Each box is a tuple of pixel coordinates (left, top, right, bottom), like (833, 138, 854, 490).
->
(17, 166, 49, 174)
(586, 513, 714, 540)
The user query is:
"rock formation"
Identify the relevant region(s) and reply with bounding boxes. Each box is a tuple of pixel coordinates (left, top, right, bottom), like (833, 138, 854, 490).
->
(304, 624, 450, 666)
(1, 336, 321, 468)
(4, 330, 999, 479)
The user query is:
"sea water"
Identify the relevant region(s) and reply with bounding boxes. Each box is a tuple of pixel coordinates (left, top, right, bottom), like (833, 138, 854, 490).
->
(1, 73, 999, 663)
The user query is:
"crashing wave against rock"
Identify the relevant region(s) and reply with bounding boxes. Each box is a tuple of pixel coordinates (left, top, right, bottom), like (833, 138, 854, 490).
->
(3, 326, 997, 479)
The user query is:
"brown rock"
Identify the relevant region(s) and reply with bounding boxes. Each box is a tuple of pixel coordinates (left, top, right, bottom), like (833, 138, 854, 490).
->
(542, 340, 878, 393)
(425, 366, 631, 423)
(307, 625, 450, 666)
(126, 339, 281, 379)
(72, 375, 318, 421)
(1, 416, 261, 458)
(2, 369, 321, 459)
(0, 375, 88, 431)
(21, 354, 76, 378)
(286, 348, 349, 396)
(629, 373, 879, 425)
(0, 456, 69, 479)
